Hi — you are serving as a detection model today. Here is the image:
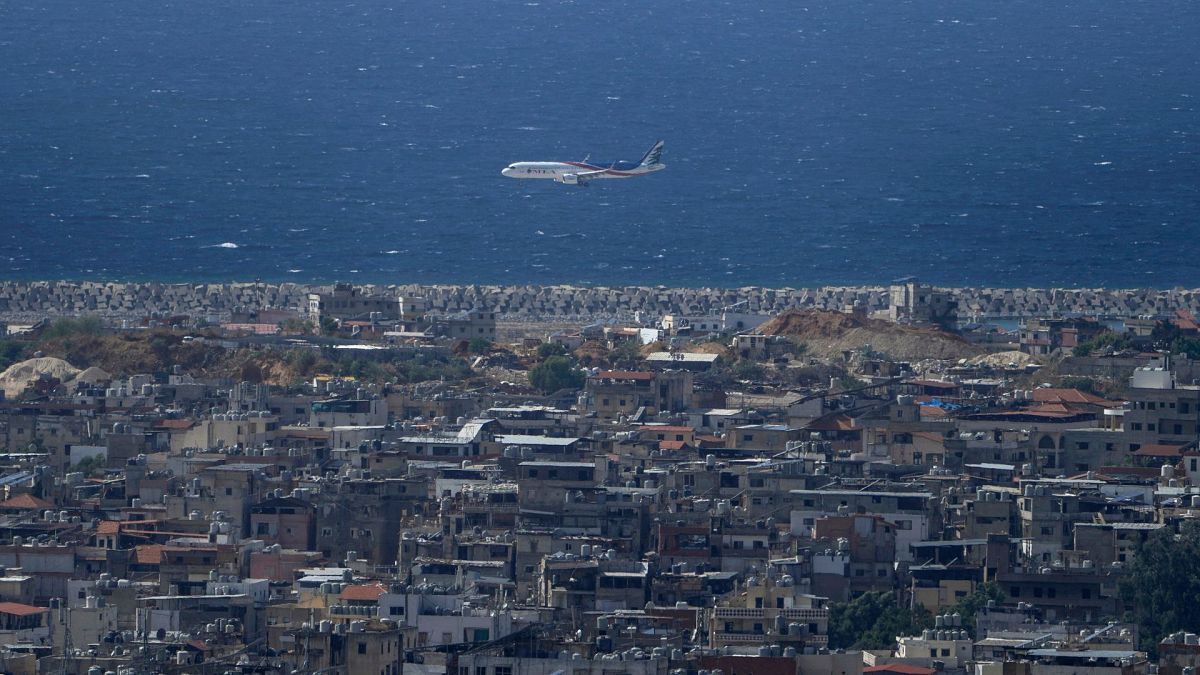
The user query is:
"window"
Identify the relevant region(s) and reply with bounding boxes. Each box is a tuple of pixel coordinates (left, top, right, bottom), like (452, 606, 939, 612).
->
(358, 643, 367, 654)
(225, 487, 233, 496)
(389, 606, 404, 616)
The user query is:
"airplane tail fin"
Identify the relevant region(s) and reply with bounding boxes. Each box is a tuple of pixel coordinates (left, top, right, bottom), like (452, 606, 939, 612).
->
(639, 140, 665, 167)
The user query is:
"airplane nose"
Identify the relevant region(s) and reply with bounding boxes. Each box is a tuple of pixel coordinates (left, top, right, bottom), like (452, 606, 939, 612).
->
(501, 167, 513, 177)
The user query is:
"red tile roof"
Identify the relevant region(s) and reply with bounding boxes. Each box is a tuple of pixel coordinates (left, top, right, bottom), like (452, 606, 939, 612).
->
(95, 521, 120, 535)
(1028, 403, 1073, 414)
(913, 431, 947, 443)
(0, 602, 49, 616)
(1176, 309, 1199, 332)
(134, 544, 165, 565)
(0, 494, 54, 510)
(340, 583, 386, 602)
(1133, 444, 1191, 457)
(658, 440, 691, 451)
(1032, 388, 1107, 405)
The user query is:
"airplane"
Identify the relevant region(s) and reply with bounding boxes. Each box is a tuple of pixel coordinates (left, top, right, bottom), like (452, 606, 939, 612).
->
(501, 141, 665, 186)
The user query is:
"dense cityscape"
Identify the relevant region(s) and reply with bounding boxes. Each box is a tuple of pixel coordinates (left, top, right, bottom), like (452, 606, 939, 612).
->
(1, 280, 1199, 675)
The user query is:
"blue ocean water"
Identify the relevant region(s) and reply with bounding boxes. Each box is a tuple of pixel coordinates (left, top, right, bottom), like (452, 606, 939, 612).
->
(1, 0, 1197, 287)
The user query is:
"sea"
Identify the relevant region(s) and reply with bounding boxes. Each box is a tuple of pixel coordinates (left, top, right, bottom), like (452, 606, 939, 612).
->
(1, 0, 1198, 288)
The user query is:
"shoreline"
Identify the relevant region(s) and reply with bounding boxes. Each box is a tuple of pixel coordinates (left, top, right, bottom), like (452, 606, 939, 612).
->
(2, 280, 1199, 324)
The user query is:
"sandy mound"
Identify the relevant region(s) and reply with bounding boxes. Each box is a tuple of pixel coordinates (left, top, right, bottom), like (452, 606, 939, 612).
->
(966, 350, 1040, 368)
(75, 366, 114, 385)
(760, 309, 982, 362)
(0, 357, 81, 398)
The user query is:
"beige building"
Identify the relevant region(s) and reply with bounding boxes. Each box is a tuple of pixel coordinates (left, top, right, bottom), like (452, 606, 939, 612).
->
(708, 574, 829, 649)
(308, 284, 400, 323)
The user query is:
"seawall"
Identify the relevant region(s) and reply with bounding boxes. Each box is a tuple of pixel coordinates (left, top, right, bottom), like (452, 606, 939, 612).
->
(1, 281, 1199, 323)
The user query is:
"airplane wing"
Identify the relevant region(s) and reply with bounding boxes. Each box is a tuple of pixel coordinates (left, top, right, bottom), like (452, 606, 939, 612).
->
(574, 169, 608, 183)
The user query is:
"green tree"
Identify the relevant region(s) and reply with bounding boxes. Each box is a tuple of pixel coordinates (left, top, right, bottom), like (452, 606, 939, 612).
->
(1072, 330, 1133, 357)
(732, 359, 765, 382)
(537, 342, 568, 359)
(837, 374, 863, 391)
(827, 591, 931, 650)
(71, 454, 106, 477)
(1151, 320, 1182, 347)
(946, 582, 1005, 637)
(149, 335, 173, 366)
(468, 337, 493, 355)
(529, 356, 585, 394)
(286, 348, 320, 375)
(1121, 521, 1200, 655)
(278, 318, 314, 335)
(1060, 376, 1101, 396)
(41, 315, 104, 339)
(1171, 337, 1200, 360)
(0, 341, 28, 370)
(789, 340, 809, 357)
(609, 340, 644, 369)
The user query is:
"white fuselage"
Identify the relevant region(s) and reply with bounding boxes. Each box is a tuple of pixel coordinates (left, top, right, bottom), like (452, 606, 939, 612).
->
(500, 161, 664, 181)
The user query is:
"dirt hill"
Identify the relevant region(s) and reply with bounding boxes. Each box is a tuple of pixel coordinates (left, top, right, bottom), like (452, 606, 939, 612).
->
(0, 357, 81, 398)
(759, 309, 982, 362)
